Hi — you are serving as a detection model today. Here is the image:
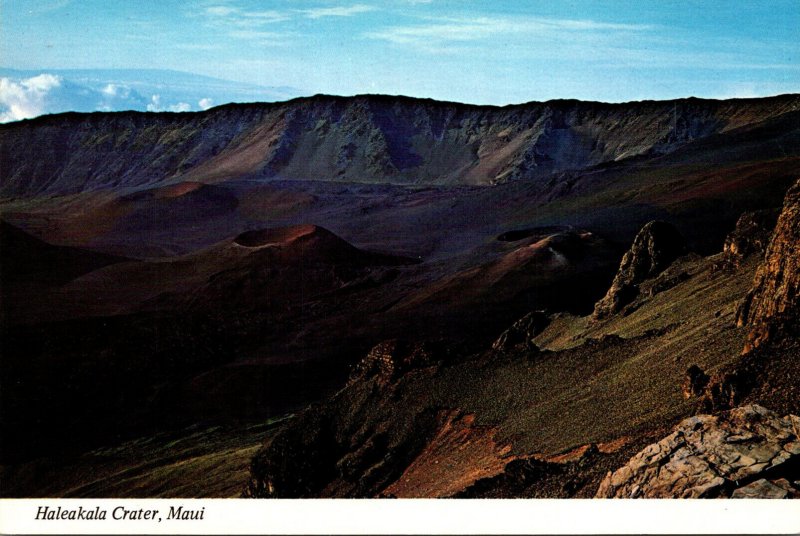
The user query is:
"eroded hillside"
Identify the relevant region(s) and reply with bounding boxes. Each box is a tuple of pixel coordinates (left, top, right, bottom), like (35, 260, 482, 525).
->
(248, 178, 800, 498)
(2, 94, 799, 198)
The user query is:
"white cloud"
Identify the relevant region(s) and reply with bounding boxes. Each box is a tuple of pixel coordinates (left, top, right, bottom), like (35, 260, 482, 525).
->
(146, 94, 162, 112)
(205, 5, 237, 17)
(169, 102, 192, 112)
(302, 4, 376, 19)
(0, 74, 63, 123)
(198, 2, 291, 42)
(100, 83, 136, 99)
(240, 10, 288, 23)
(146, 95, 193, 112)
(229, 29, 282, 41)
(201, 2, 374, 24)
(199, 97, 214, 110)
(22, 74, 63, 92)
(366, 15, 651, 51)
(176, 43, 220, 51)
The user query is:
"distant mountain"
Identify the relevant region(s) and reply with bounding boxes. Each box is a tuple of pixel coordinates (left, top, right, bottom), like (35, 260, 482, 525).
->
(0, 68, 303, 122)
(1, 93, 798, 198)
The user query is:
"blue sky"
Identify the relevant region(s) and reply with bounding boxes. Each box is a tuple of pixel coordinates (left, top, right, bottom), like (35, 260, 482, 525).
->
(2, 0, 799, 106)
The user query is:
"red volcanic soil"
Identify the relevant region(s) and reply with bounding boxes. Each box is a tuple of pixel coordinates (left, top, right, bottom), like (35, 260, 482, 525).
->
(233, 224, 319, 247)
(237, 184, 316, 221)
(395, 230, 617, 316)
(6, 222, 416, 326)
(650, 159, 800, 206)
(382, 412, 515, 498)
(152, 181, 206, 199)
(180, 117, 288, 184)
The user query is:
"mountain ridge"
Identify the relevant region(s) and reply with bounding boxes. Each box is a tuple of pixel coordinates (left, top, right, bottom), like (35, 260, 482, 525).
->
(2, 93, 798, 198)
(7, 90, 799, 117)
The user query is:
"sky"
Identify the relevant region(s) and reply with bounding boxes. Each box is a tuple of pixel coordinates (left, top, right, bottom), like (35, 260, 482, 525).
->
(1, 0, 799, 114)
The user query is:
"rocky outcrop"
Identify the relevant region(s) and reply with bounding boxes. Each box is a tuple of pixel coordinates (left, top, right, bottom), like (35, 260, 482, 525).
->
(736, 178, 800, 352)
(246, 392, 444, 497)
(595, 405, 800, 498)
(731, 478, 800, 498)
(593, 221, 687, 319)
(681, 365, 710, 399)
(723, 209, 780, 260)
(349, 339, 437, 386)
(698, 369, 750, 412)
(711, 209, 779, 273)
(491, 311, 549, 352)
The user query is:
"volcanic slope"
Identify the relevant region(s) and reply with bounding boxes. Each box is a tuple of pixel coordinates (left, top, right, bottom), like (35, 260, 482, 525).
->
(247, 211, 788, 498)
(0, 221, 128, 324)
(0, 223, 420, 463)
(0, 220, 126, 285)
(2, 96, 798, 267)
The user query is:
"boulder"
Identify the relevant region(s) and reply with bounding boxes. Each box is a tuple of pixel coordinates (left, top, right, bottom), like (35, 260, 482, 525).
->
(593, 221, 687, 320)
(730, 478, 799, 499)
(595, 405, 800, 498)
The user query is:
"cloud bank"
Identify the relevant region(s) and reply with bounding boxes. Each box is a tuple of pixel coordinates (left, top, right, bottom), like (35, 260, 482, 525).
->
(0, 74, 63, 122)
(301, 4, 376, 19)
(0, 70, 302, 123)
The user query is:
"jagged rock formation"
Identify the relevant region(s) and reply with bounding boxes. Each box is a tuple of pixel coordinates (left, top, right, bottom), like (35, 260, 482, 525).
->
(695, 179, 800, 416)
(694, 180, 800, 412)
(697, 370, 749, 412)
(723, 209, 780, 260)
(592, 221, 687, 319)
(491, 311, 549, 352)
(712, 209, 780, 273)
(2, 94, 800, 197)
(595, 405, 800, 498)
(736, 178, 800, 352)
(349, 339, 437, 386)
